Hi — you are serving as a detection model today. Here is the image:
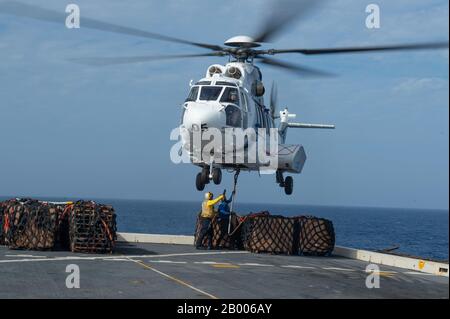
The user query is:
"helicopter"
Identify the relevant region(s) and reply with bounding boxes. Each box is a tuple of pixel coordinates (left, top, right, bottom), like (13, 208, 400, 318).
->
(1, 0, 448, 196)
(177, 44, 336, 195)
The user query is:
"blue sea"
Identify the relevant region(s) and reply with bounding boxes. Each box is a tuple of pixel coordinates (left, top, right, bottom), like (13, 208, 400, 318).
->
(1, 197, 448, 261)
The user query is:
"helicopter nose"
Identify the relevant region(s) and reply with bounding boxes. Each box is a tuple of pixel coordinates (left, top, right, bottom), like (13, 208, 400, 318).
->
(182, 102, 226, 131)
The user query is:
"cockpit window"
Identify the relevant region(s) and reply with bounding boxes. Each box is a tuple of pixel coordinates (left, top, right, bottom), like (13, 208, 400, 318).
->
(220, 87, 239, 105)
(196, 81, 211, 85)
(199, 86, 223, 101)
(185, 86, 199, 102)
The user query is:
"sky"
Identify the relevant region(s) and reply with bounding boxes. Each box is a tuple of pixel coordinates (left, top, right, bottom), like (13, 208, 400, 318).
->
(0, 0, 448, 209)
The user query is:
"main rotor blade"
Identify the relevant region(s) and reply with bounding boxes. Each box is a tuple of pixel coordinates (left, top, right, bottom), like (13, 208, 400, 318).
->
(253, 0, 323, 43)
(0, 1, 223, 51)
(258, 57, 334, 77)
(69, 52, 225, 66)
(264, 41, 449, 55)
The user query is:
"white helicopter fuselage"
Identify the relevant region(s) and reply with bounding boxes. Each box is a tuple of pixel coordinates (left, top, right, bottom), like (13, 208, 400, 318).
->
(179, 61, 306, 174)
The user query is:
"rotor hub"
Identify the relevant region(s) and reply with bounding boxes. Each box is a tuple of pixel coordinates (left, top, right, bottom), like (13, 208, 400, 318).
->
(224, 35, 261, 48)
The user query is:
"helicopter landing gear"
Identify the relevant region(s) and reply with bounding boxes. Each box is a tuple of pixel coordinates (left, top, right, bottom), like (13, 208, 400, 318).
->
(195, 166, 222, 191)
(212, 168, 222, 185)
(207, 158, 222, 185)
(201, 167, 210, 185)
(196, 172, 205, 191)
(284, 176, 293, 195)
(196, 167, 209, 191)
(276, 170, 294, 195)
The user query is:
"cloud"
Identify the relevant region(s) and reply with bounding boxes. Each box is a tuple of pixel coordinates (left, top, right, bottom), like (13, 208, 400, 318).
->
(393, 77, 449, 93)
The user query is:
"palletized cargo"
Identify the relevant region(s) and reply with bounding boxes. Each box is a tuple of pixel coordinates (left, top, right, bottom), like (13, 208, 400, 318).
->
(194, 213, 241, 249)
(297, 216, 335, 256)
(2, 199, 64, 250)
(55, 204, 71, 251)
(234, 212, 335, 256)
(0, 201, 6, 246)
(0, 198, 117, 253)
(241, 214, 299, 255)
(69, 201, 117, 253)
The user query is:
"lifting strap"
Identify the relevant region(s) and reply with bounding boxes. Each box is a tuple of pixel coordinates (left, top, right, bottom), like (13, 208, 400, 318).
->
(228, 169, 240, 235)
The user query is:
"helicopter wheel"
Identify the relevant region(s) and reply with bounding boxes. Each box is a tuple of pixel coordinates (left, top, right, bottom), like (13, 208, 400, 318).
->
(196, 173, 205, 191)
(201, 168, 210, 184)
(284, 176, 293, 195)
(212, 168, 222, 185)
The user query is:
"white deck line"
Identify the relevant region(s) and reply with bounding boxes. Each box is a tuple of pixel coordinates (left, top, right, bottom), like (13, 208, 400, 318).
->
(116, 232, 449, 277)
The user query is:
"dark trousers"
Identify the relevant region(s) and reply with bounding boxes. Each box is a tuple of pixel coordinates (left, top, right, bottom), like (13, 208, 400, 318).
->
(196, 219, 212, 248)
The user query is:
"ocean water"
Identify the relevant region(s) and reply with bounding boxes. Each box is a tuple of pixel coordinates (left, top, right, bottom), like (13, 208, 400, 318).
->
(1, 197, 448, 261)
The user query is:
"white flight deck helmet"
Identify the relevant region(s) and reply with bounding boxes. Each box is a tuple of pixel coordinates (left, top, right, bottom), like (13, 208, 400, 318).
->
(204, 192, 213, 200)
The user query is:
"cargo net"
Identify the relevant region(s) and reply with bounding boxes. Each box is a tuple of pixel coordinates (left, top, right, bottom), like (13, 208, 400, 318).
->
(238, 212, 335, 256)
(0, 199, 117, 253)
(194, 213, 241, 250)
(241, 213, 299, 255)
(69, 201, 117, 253)
(1, 199, 66, 250)
(297, 216, 335, 256)
(0, 202, 6, 246)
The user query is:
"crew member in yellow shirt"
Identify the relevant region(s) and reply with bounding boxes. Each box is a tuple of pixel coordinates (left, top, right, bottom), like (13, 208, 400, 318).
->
(196, 192, 224, 249)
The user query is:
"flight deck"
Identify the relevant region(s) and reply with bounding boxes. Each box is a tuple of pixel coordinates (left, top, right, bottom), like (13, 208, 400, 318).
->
(0, 240, 447, 299)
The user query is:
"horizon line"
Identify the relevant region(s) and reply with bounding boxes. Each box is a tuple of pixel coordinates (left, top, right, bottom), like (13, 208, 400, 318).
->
(0, 194, 448, 212)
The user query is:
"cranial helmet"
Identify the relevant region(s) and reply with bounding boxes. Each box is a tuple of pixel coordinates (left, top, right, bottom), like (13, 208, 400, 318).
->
(204, 192, 213, 200)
